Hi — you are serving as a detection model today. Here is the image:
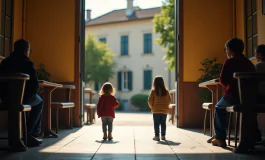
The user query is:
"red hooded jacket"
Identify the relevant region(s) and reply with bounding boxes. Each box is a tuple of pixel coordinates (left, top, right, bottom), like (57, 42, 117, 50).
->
(97, 94, 119, 118)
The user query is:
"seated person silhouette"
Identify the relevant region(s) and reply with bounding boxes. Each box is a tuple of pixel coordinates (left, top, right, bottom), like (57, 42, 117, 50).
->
(0, 39, 43, 147)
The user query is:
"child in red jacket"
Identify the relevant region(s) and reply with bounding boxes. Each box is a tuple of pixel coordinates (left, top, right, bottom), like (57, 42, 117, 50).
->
(97, 82, 119, 140)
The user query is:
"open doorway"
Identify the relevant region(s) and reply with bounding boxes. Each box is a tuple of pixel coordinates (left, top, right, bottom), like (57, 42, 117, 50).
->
(83, 0, 177, 124)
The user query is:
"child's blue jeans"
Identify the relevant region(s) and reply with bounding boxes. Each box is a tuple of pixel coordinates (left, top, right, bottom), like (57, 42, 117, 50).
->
(153, 114, 167, 136)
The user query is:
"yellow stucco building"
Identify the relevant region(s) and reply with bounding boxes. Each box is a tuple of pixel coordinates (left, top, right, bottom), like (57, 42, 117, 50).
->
(85, 0, 175, 111)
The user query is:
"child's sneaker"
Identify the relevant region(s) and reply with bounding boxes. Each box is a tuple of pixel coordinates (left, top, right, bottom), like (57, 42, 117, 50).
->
(103, 132, 107, 140)
(161, 136, 166, 141)
(108, 132, 113, 140)
(153, 136, 160, 141)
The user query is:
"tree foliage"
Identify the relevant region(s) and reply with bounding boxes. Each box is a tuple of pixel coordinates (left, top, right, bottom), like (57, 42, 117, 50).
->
(153, 0, 175, 70)
(84, 34, 116, 84)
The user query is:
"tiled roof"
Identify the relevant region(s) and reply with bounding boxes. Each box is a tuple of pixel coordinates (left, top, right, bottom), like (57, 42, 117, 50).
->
(86, 7, 161, 26)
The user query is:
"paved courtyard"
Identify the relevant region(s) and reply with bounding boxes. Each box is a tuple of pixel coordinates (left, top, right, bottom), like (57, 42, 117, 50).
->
(0, 112, 265, 160)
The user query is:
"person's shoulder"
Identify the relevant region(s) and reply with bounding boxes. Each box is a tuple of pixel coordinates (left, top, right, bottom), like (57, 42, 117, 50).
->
(110, 95, 117, 99)
(24, 58, 34, 65)
(98, 95, 104, 100)
(1, 56, 10, 63)
(224, 58, 235, 64)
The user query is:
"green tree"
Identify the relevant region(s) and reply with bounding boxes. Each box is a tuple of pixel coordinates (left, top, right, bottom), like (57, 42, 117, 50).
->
(84, 34, 116, 84)
(153, 0, 175, 70)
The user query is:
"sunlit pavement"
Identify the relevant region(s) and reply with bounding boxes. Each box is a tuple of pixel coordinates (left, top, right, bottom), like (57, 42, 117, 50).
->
(1, 112, 265, 160)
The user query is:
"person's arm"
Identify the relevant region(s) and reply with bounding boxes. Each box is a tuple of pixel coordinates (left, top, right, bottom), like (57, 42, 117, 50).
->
(97, 96, 102, 115)
(26, 62, 40, 93)
(219, 60, 233, 87)
(148, 91, 154, 109)
(113, 97, 120, 108)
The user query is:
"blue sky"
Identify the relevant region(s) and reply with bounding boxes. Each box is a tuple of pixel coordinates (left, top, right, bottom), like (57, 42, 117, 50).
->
(85, 0, 164, 19)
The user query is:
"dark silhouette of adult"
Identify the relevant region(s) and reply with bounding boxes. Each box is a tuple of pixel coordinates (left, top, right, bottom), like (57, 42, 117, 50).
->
(0, 39, 43, 147)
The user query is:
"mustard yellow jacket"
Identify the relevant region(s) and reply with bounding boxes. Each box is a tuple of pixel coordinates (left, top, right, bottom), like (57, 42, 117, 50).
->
(148, 90, 171, 114)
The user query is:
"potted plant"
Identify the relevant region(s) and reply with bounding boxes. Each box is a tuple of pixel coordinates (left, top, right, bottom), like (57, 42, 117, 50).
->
(197, 57, 223, 103)
(37, 63, 51, 81)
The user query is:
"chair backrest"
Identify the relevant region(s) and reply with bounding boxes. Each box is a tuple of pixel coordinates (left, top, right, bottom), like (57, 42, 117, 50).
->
(234, 72, 264, 110)
(0, 73, 29, 109)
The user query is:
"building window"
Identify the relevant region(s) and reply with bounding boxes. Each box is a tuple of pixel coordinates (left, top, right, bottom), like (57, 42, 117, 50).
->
(99, 37, 106, 43)
(143, 70, 152, 90)
(120, 35, 128, 56)
(144, 33, 152, 54)
(94, 82, 101, 91)
(245, 0, 257, 58)
(0, 0, 13, 57)
(118, 71, 132, 91)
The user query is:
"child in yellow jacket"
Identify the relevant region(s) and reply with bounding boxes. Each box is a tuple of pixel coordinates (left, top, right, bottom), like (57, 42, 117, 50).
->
(148, 76, 171, 141)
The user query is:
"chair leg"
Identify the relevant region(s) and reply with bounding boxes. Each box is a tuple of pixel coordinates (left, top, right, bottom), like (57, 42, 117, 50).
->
(204, 110, 207, 135)
(228, 112, 233, 146)
(235, 113, 239, 148)
(89, 108, 93, 124)
(23, 112, 27, 146)
(172, 106, 175, 124)
(87, 109, 89, 124)
(56, 109, 59, 134)
(209, 110, 213, 137)
(168, 109, 172, 122)
(70, 108, 73, 129)
(93, 108, 96, 122)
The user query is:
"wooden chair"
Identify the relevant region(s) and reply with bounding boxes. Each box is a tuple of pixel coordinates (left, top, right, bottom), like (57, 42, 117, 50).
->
(0, 73, 32, 152)
(84, 103, 96, 124)
(168, 89, 176, 124)
(51, 85, 75, 133)
(202, 103, 213, 135)
(84, 88, 96, 124)
(168, 104, 176, 124)
(226, 72, 265, 152)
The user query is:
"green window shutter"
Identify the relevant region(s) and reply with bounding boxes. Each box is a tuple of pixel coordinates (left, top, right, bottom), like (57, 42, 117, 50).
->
(125, 36, 128, 55)
(149, 34, 152, 53)
(118, 71, 122, 91)
(128, 71, 133, 91)
(144, 34, 147, 53)
(120, 36, 123, 55)
(99, 38, 106, 43)
(94, 82, 99, 91)
(144, 70, 152, 90)
(144, 33, 152, 53)
(121, 36, 128, 55)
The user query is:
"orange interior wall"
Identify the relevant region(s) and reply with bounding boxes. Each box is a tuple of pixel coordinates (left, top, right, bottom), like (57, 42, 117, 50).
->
(183, 0, 233, 82)
(25, 0, 75, 82)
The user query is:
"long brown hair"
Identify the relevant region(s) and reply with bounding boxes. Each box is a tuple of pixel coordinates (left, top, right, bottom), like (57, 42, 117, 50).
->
(99, 82, 115, 96)
(151, 76, 168, 96)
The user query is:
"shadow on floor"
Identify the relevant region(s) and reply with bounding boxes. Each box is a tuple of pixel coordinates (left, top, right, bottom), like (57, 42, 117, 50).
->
(157, 140, 181, 146)
(0, 127, 83, 153)
(95, 140, 120, 144)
